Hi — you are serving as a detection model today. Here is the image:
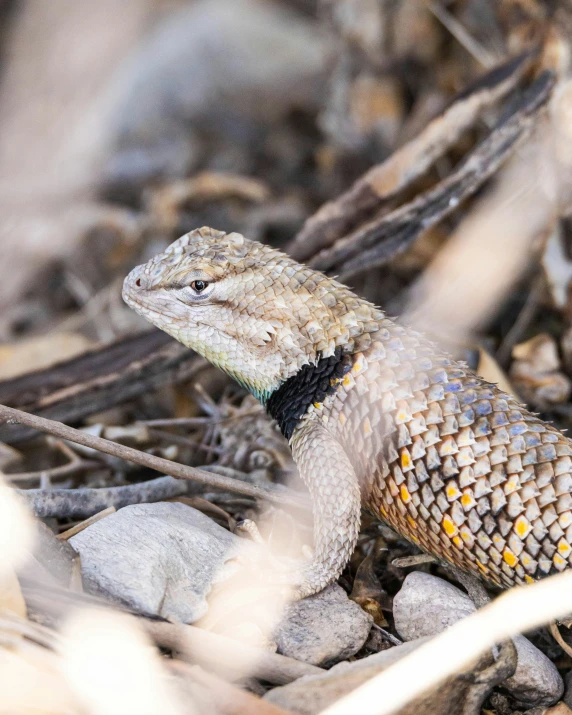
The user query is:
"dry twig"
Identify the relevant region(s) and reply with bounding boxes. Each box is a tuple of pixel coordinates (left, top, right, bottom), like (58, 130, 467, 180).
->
(18, 477, 191, 519)
(0, 404, 308, 512)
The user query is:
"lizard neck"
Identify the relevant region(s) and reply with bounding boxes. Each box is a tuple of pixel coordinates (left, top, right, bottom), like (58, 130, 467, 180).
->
(262, 287, 384, 437)
(265, 347, 354, 439)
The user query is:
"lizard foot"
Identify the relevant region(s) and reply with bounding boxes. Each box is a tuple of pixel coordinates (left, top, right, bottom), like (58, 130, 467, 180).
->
(234, 518, 323, 599)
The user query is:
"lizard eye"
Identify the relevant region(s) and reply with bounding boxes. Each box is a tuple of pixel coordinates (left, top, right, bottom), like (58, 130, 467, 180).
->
(191, 280, 209, 293)
(175, 277, 215, 304)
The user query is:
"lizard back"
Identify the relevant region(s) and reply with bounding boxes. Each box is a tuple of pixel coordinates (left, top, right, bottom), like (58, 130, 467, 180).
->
(304, 318, 572, 589)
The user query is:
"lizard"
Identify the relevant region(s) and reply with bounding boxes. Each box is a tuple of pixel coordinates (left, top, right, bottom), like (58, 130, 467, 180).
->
(123, 226, 572, 597)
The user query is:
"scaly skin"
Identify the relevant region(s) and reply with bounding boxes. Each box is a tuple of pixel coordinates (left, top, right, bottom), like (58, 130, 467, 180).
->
(123, 227, 572, 596)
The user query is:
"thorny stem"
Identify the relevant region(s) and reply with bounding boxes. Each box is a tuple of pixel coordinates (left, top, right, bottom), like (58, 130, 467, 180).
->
(0, 404, 309, 509)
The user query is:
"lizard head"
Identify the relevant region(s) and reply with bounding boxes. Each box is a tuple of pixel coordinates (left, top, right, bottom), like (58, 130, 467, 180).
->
(123, 227, 381, 401)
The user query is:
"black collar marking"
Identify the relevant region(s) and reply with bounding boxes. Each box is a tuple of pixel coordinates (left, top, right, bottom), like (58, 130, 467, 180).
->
(266, 347, 353, 439)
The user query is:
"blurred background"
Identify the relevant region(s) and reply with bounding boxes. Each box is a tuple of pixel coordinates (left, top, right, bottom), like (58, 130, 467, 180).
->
(0, 0, 552, 347)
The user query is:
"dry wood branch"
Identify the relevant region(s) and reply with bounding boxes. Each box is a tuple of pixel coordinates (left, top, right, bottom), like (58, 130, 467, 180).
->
(0, 329, 205, 444)
(289, 52, 534, 262)
(18, 477, 192, 519)
(0, 404, 308, 511)
(145, 621, 324, 685)
(458, 639, 518, 715)
(310, 71, 555, 279)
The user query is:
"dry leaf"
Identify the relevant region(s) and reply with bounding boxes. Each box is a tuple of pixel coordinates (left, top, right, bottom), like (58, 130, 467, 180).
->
(510, 334, 572, 408)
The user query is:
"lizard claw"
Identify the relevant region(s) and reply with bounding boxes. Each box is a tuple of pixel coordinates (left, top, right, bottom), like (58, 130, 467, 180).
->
(234, 518, 267, 544)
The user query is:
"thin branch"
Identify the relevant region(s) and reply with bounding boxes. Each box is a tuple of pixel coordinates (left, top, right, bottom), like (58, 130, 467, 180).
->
(5, 457, 103, 485)
(496, 274, 543, 367)
(428, 1, 496, 68)
(0, 329, 206, 444)
(18, 477, 191, 520)
(0, 404, 309, 510)
(147, 428, 225, 455)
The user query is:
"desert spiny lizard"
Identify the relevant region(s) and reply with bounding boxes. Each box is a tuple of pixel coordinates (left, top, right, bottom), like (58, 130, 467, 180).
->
(123, 227, 572, 596)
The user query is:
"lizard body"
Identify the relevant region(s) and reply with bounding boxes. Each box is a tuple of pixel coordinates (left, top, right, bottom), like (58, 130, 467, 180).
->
(123, 227, 572, 596)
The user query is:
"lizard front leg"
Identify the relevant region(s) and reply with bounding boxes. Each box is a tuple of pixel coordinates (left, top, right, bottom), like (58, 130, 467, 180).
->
(290, 418, 362, 598)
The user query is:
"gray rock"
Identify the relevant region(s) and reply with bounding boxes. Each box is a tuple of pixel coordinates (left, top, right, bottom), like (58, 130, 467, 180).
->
(70, 502, 371, 667)
(393, 571, 477, 640)
(70, 502, 247, 623)
(31, 521, 77, 586)
(275, 584, 372, 667)
(563, 668, 572, 708)
(393, 572, 563, 707)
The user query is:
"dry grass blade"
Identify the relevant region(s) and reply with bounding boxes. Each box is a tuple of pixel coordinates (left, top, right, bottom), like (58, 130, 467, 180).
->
(309, 71, 555, 278)
(59, 608, 187, 715)
(56, 506, 116, 540)
(427, 1, 497, 68)
(548, 621, 572, 659)
(5, 456, 103, 486)
(0, 477, 35, 579)
(0, 404, 308, 511)
(320, 571, 572, 715)
(289, 51, 534, 261)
